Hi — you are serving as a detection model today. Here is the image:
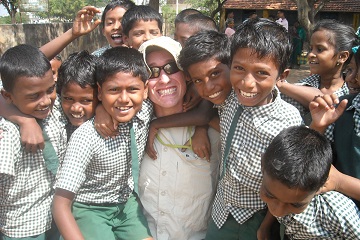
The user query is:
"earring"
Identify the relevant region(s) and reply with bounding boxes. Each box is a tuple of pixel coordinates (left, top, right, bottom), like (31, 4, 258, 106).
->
(336, 62, 340, 66)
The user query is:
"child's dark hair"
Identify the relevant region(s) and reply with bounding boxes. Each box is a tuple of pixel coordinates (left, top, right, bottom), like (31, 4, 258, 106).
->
(312, 19, 356, 55)
(101, 0, 135, 29)
(175, 8, 201, 25)
(178, 13, 218, 32)
(231, 18, 291, 74)
(56, 50, 99, 94)
(96, 46, 149, 86)
(0, 44, 51, 92)
(121, 5, 163, 36)
(262, 126, 332, 193)
(179, 30, 230, 74)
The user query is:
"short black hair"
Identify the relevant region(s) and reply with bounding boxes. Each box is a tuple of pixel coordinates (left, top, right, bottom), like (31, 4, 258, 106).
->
(313, 19, 356, 55)
(231, 18, 291, 74)
(262, 126, 332, 192)
(121, 5, 163, 36)
(177, 13, 218, 32)
(57, 50, 99, 94)
(175, 8, 201, 25)
(0, 44, 51, 92)
(179, 30, 230, 74)
(96, 46, 149, 86)
(100, 0, 135, 29)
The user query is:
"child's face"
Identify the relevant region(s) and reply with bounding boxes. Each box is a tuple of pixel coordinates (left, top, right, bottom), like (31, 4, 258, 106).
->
(50, 58, 61, 82)
(102, 6, 127, 47)
(344, 56, 360, 94)
(308, 30, 340, 76)
(123, 20, 161, 50)
(187, 58, 232, 105)
(260, 171, 315, 217)
(146, 49, 186, 115)
(174, 23, 197, 47)
(2, 69, 56, 119)
(230, 48, 288, 107)
(61, 83, 98, 127)
(97, 72, 148, 123)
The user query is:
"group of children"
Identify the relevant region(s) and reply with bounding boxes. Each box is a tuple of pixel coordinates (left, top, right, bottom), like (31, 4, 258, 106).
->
(1, 1, 360, 239)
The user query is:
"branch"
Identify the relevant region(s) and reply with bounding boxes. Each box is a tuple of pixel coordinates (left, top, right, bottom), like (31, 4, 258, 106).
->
(210, 0, 226, 19)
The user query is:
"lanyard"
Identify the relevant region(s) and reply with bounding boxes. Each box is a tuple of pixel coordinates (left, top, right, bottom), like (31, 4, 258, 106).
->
(156, 126, 192, 149)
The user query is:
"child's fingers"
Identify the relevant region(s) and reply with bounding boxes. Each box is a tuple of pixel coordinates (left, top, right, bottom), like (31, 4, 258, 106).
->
(335, 99, 348, 115)
(145, 144, 157, 160)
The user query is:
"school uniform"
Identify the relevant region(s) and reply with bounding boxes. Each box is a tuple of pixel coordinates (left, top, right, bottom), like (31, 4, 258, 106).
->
(206, 89, 303, 239)
(0, 99, 67, 238)
(139, 126, 220, 240)
(91, 45, 112, 57)
(54, 99, 153, 240)
(281, 74, 349, 124)
(277, 191, 360, 239)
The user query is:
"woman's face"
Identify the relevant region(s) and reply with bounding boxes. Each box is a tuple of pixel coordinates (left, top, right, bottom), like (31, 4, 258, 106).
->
(344, 56, 360, 94)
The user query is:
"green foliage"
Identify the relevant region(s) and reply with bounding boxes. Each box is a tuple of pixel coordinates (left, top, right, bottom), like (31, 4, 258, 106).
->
(161, 4, 176, 36)
(0, 14, 29, 24)
(184, 0, 219, 19)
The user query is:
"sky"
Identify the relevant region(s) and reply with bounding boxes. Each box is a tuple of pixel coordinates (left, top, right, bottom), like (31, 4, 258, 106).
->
(0, 5, 8, 17)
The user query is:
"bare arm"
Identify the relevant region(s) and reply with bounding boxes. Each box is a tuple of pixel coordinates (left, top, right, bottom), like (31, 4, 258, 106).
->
(53, 188, 85, 240)
(0, 93, 44, 153)
(277, 80, 323, 108)
(40, 6, 101, 59)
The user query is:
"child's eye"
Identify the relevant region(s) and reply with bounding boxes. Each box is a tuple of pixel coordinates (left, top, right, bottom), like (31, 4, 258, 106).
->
(264, 191, 274, 199)
(291, 203, 306, 209)
(62, 96, 73, 101)
(150, 30, 160, 36)
(211, 71, 220, 78)
(47, 86, 55, 94)
(106, 21, 113, 26)
(193, 79, 202, 84)
(257, 71, 269, 76)
(82, 99, 93, 104)
(129, 87, 140, 91)
(317, 47, 323, 53)
(233, 65, 244, 71)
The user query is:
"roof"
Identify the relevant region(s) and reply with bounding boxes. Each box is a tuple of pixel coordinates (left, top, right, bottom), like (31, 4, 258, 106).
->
(223, 0, 360, 13)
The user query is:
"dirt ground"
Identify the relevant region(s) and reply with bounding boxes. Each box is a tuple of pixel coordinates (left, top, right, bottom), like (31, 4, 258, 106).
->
(286, 64, 311, 83)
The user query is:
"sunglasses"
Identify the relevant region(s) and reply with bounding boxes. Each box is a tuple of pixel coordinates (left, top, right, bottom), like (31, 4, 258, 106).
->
(149, 62, 180, 79)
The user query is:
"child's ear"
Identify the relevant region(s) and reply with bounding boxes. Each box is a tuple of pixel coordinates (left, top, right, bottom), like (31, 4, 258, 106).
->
(122, 35, 129, 47)
(277, 69, 290, 82)
(338, 51, 350, 64)
(1, 89, 13, 104)
(143, 80, 148, 100)
(97, 83, 102, 102)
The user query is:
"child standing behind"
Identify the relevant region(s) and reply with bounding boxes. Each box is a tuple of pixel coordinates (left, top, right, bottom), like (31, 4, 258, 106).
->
(122, 5, 163, 50)
(56, 50, 99, 138)
(53, 47, 153, 240)
(205, 18, 303, 239)
(0, 45, 67, 239)
(260, 126, 360, 239)
(278, 19, 356, 124)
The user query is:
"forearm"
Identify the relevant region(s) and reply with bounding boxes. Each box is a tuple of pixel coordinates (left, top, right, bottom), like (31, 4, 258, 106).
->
(40, 29, 78, 59)
(278, 81, 322, 108)
(53, 189, 84, 240)
(337, 172, 360, 201)
(208, 115, 220, 132)
(0, 94, 35, 125)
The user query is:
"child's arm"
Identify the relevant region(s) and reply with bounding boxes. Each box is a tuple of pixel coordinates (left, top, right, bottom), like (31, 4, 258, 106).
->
(146, 100, 217, 159)
(0, 94, 44, 153)
(183, 81, 202, 112)
(309, 94, 348, 134)
(277, 80, 323, 108)
(53, 188, 85, 240)
(40, 6, 101, 59)
(182, 125, 211, 161)
(257, 210, 276, 240)
(318, 165, 360, 201)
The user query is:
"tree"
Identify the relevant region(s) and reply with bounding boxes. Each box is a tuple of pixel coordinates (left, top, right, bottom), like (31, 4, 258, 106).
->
(185, 0, 226, 19)
(1, 0, 19, 23)
(291, 0, 330, 39)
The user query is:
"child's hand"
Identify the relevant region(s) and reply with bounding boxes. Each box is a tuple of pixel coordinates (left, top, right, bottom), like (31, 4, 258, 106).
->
(94, 104, 118, 138)
(183, 82, 201, 112)
(309, 94, 347, 133)
(19, 118, 44, 153)
(145, 121, 159, 160)
(72, 6, 101, 38)
(183, 125, 211, 161)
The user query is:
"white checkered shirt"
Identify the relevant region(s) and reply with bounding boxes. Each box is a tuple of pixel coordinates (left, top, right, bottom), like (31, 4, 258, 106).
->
(277, 191, 360, 239)
(92, 45, 111, 57)
(212, 88, 303, 228)
(0, 102, 67, 238)
(55, 99, 152, 204)
(282, 74, 349, 118)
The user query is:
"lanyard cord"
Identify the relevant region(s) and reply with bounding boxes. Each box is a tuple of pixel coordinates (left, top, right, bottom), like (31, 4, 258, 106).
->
(156, 126, 192, 149)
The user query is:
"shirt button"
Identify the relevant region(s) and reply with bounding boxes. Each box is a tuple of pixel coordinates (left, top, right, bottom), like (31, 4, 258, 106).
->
(162, 171, 167, 176)
(164, 147, 168, 152)
(160, 211, 165, 215)
(226, 203, 231, 207)
(228, 153, 233, 158)
(158, 230, 163, 234)
(161, 191, 166, 196)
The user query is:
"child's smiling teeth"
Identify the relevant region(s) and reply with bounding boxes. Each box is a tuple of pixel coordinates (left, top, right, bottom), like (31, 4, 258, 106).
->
(37, 106, 50, 111)
(71, 113, 84, 119)
(158, 87, 176, 96)
(240, 90, 257, 98)
(209, 91, 221, 99)
(116, 106, 131, 111)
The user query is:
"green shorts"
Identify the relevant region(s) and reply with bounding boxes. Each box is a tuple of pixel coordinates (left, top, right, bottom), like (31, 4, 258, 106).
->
(205, 209, 267, 240)
(72, 194, 151, 240)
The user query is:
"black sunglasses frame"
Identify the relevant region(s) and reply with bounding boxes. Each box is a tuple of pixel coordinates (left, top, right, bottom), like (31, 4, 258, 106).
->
(149, 62, 180, 79)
